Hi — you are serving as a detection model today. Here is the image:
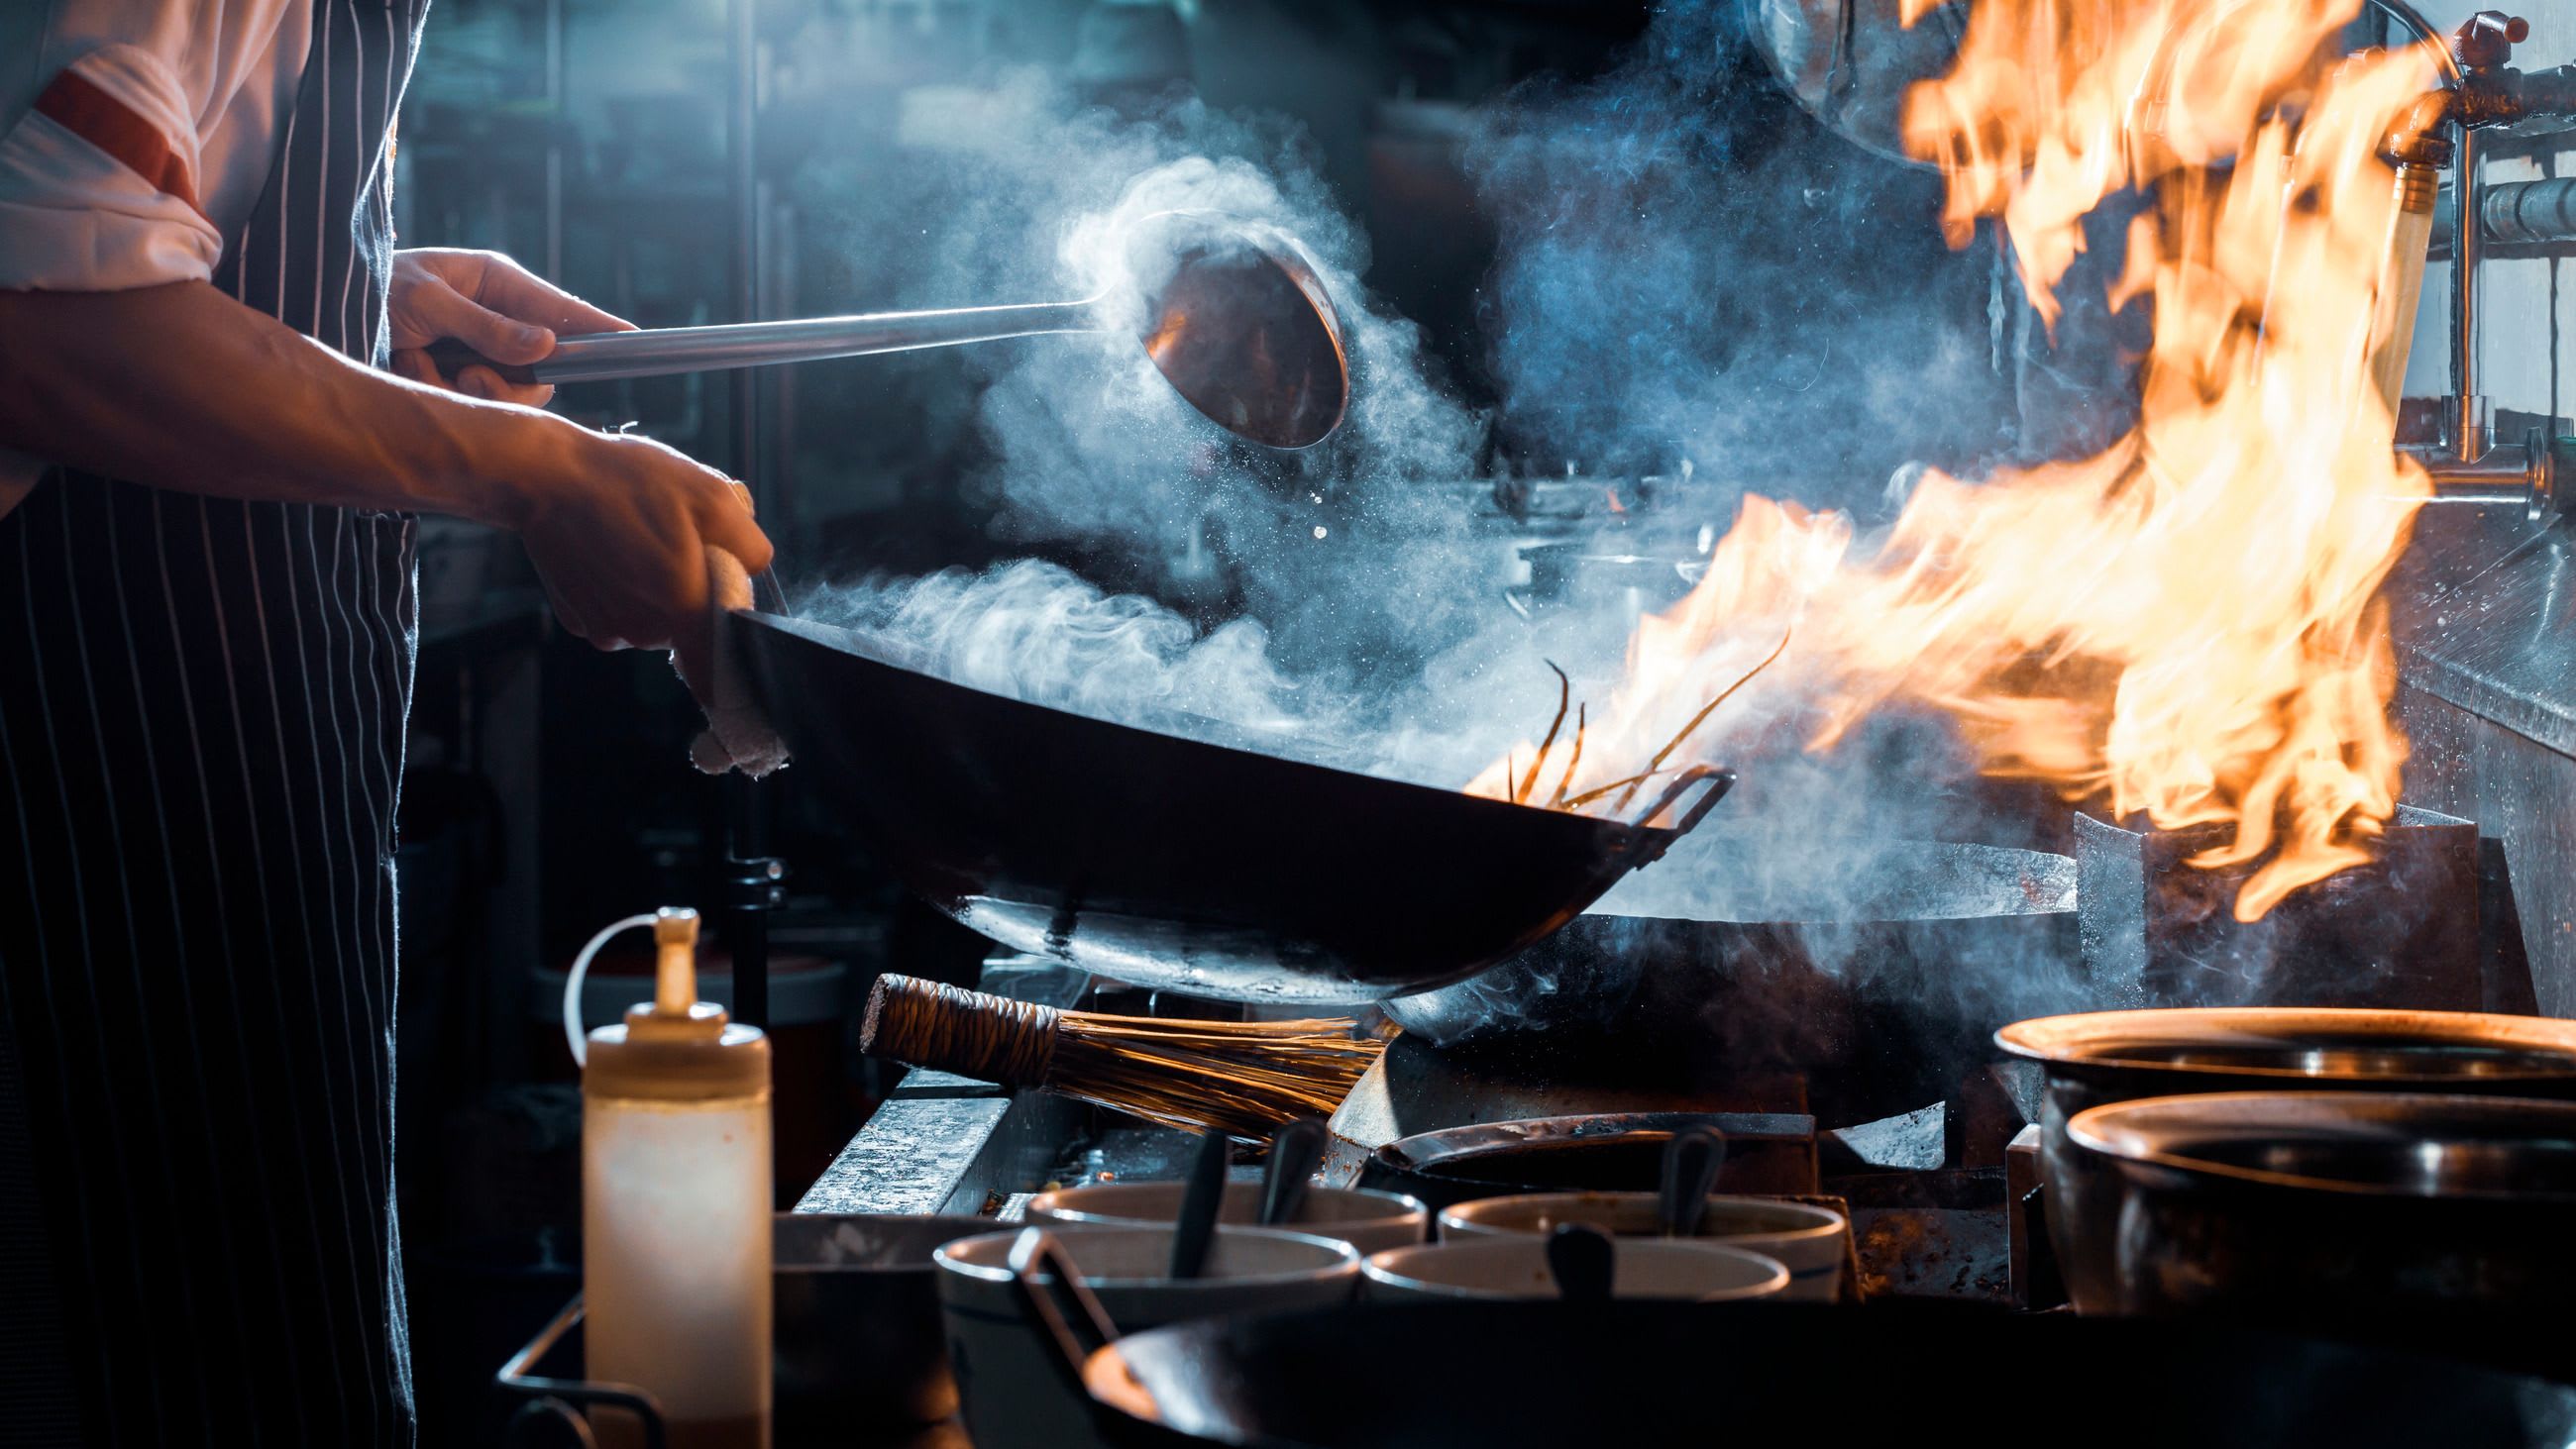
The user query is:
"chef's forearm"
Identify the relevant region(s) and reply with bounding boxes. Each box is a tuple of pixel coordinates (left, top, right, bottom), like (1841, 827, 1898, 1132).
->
(0, 279, 569, 527)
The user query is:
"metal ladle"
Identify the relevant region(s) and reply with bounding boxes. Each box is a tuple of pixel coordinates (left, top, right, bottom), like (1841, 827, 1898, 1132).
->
(427, 209, 1350, 450)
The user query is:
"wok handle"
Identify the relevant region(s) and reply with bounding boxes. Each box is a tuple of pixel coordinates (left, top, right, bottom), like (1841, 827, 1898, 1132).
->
(1009, 1229, 1126, 1397)
(1625, 766, 1736, 838)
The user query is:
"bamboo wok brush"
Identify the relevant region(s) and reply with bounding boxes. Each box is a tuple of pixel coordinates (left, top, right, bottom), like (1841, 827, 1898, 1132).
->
(861, 974, 1384, 1140)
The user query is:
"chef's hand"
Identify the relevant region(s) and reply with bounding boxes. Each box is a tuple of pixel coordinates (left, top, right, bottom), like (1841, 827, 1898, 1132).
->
(387, 249, 633, 408)
(511, 427, 773, 684)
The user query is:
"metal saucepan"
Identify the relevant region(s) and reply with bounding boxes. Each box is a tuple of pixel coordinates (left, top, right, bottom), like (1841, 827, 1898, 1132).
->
(731, 610, 1732, 1003)
(1385, 838, 2081, 1127)
(2068, 1090, 2576, 1382)
(1995, 1007, 2576, 1312)
(430, 210, 1348, 449)
(1061, 1298, 2576, 1448)
(771, 1213, 994, 1429)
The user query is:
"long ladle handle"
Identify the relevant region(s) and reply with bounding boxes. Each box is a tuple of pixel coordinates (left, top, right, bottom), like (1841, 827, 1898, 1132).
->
(1659, 1128, 1727, 1239)
(1547, 1223, 1616, 1303)
(1168, 1129, 1234, 1282)
(1009, 1229, 1126, 1398)
(425, 298, 1101, 385)
(1259, 1117, 1329, 1227)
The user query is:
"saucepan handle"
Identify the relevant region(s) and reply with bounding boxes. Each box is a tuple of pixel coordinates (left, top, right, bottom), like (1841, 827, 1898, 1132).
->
(1009, 1228, 1125, 1397)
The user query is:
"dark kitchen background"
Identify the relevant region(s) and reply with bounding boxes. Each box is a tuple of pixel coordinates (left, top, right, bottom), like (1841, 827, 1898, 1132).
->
(381, 0, 2576, 1436)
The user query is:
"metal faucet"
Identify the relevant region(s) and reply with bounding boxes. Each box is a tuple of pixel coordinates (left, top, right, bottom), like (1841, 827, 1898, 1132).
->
(2372, 4, 2576, 517)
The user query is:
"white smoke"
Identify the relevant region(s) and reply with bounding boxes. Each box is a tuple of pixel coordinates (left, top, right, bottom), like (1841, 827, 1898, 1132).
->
(786, 3, 2099, 1034)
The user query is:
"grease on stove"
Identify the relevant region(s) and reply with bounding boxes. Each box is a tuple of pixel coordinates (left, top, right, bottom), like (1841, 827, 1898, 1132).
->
(1842, 1169, 2013, 1302)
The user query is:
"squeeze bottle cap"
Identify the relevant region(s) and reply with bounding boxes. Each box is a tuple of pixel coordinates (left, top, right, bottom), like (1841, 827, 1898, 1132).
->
(576, 906, 769, 1102)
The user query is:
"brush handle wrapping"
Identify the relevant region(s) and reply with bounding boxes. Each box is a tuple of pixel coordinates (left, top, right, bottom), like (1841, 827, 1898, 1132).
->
(861, 974, 1061, 1087)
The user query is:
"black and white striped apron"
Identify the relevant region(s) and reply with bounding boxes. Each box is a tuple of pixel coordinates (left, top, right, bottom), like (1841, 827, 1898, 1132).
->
(0, 2, 428, 1443)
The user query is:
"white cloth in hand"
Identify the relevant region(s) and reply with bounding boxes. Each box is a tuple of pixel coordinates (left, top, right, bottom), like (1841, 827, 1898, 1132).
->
(679, 546, 789, 777)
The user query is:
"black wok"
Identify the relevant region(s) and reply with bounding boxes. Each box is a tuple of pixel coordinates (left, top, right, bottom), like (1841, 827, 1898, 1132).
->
(1383, 839, 2083, 1125)
(730, 610, 1730, 1003)
(1073, 1299, 2576, 1447)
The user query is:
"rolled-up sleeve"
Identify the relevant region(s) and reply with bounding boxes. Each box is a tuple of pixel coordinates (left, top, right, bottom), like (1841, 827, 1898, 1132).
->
(0, 42, 222, 291)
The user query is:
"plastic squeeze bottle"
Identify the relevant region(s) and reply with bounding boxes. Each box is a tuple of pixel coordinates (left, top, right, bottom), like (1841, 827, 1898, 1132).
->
(579, 906, 773, 1448)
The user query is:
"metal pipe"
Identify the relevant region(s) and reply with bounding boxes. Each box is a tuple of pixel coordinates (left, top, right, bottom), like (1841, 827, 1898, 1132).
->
(2482, 174, 2576, 245)
(2364, 0, 2462, 87)
(728, 0, 760, 492)
(2432, 175, 2576, 249)
(543, 0, 563, 282)
(727, 0, 768, 1034)
(2407, 440, 2536, 506)
(2402, 432, 2569, 522)
(2452, 122, 2486, 461)
(2421, 177, 2576, 251)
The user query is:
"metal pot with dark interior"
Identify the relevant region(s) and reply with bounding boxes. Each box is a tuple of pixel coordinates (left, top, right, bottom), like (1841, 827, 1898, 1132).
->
(772, 1213, 995, 1430)
(2067, 1090, 2576, 1382)
(1994, 1007, 2576, 1312)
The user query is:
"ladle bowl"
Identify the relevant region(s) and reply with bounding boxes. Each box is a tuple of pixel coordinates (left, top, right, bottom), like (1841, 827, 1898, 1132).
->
(425, 209, 1349, 449)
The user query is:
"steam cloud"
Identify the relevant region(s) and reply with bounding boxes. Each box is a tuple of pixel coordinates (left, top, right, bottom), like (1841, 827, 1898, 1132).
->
(789, 0, 2045, 816)
(782, 0, 2147, 1064)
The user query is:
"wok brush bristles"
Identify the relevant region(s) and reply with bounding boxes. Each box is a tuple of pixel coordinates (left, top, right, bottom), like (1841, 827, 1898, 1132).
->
(861, 974, 1383, 1140)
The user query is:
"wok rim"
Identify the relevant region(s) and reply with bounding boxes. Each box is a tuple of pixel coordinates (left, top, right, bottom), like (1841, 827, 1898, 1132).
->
(736, 607, 1703, 844)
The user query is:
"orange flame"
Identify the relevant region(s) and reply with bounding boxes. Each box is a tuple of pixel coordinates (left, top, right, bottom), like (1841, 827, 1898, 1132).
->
(1477, 0, 2439, 921)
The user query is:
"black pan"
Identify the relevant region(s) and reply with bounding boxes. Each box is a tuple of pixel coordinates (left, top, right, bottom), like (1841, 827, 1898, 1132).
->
(1382, 839, 2082, 1125)
(730, 610, 1730, 1003)
(1070, 1299, 2576, 1447)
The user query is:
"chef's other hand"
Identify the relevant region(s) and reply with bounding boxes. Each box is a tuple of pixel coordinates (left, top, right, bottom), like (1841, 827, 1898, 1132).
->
(514, 427, 772, 670)
(388, 249, 634, 408)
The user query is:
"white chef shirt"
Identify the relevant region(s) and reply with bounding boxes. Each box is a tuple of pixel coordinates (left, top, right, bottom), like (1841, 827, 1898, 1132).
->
(0, 0, 315, 507)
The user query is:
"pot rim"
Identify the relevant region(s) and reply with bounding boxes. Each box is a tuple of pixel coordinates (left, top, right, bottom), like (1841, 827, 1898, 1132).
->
(1358, 1236, 1791, 1300)
(1434, 1190, 1844, 1242)
(933, 1224, 1362, 1291)
(1025, 1181, 1428, 1229)
(1994, 1007, 2576, 1083)
(774, 1212, 1000, 1276)
(2065, 1089, 2576, 1202)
